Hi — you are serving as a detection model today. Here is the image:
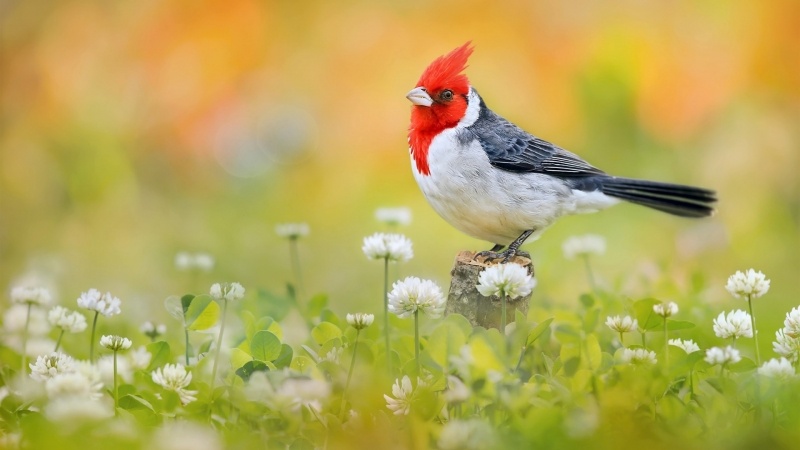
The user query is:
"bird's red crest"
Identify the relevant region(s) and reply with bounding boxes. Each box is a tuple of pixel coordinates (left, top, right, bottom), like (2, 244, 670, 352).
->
(416, 42, 473, 96)
(409, 42, 474, 176)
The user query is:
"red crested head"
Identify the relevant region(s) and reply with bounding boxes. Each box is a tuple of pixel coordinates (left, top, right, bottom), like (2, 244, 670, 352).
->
(407, 42, 474, 176)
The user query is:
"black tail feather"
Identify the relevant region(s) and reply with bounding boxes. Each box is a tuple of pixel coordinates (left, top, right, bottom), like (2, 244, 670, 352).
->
(599, 177, 717, 218)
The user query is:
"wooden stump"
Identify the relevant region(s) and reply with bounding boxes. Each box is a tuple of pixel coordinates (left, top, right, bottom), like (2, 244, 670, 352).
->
(445, 250, 534, 330)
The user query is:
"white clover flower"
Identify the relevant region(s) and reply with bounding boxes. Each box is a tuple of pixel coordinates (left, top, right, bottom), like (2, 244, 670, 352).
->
(442, 375, 470, 404)
(47, 306, 87, 333)
(384, 375, 416, 415)
(97, 355, 132, 384)
(45, 396, 113, 423)
(346, 313, 374, 330)
(362, 233, 414, 262)
(438, 419, 496, 450)
(275, 223, 310, 239)
(100, 335, 132, 351)
(704, 346, 741, 366)
(388, 277, 445, 319)
(712, 310, 753, 340)
(758, 357, 796, 379)
(76, 289, 121, 317)
(562, 234, 606, 260)
(324, 347, 343, 364)
(175, 252, 215, 272)
(209, 282, 245, 302)
(653, 302, 679, 318)
(151, 420, 224, 450)
(669, 338, 701, 353)
(476, 263, 535, 299)
(128, 346, 152, 370)
(152, 364, 197, 404)
(141, 321, 167, 338)
(29, 352, 75, 381)
(773, 329, 800, 363)
(620, 348, 657, 366)
(605, 315, 638, 333)
(278, 378, 331, 410)
(45, 372, 103, 399)
(10, 286, 51, 306)
(725, 269, 770, 300)
(375, 207, 412, 227)
(4, 304, 50, 336)
(783, 306, 800, 338)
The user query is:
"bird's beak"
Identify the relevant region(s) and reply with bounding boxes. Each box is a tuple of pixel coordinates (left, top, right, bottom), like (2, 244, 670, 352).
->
(406, 87, 433, 107)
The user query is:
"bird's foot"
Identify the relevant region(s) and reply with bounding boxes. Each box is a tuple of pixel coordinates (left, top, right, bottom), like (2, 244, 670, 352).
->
(474, 248, 517, 264)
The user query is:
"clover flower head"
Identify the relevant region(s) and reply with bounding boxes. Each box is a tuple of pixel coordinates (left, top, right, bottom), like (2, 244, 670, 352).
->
(704, 346, 741, 366)
(128, 346, 152, 370)
(669, 338, 701, 353)
(442, 375, 470, 405)
(783, 306, 800, 338)
(209, 282, 245, 302)
(362, 233, 413, 262)
(388, 277, 445, 318)
(712, 310, 753, 339)
(476, 263, 535, 299)
(620, 348, 657, 366)
(384, 375, 426, 416)
(11, 286, 52, 306)
(45, 372, 103, 400)
(758, 357, 795, 379)
(140, 321, 167, 338)
(175, 252, 215, 272)
(77, 289, 121, 317)
(605, 315, 638, 333)
(346, 313, 374, 330)
(275, 223, 310, 239)
(725, 269, 770, 300)
(100, 335, 132, 351)
(773, 329, 800, 363)
(438, 419, 496, 450)
(30, 352, 75, 382)
(151, 364, 197, 404)
(47, 306, 87, 333)
(562, 234, 606, 260)
(375, 207, 412, 227)
(653, 302, 679, 318)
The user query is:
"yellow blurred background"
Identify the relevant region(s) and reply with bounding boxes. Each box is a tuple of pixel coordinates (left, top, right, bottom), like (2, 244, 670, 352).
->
(1, 0, 798, 333)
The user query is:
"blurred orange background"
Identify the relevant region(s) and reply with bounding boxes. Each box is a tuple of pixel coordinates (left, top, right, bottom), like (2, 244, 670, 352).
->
(1, 0, 798, 332)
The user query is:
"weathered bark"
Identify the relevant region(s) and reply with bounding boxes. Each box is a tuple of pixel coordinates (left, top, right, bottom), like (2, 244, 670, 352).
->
(445, 251, 534, 330)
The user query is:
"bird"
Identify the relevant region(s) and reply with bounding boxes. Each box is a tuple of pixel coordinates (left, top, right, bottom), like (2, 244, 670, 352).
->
(406, 42, 717, 262)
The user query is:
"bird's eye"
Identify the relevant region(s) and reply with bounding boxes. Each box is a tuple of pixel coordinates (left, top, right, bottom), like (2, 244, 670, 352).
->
(439, 90, 454, 101)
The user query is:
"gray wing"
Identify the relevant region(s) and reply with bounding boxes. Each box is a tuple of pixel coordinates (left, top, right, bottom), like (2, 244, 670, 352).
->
(464, 104, 605, 178)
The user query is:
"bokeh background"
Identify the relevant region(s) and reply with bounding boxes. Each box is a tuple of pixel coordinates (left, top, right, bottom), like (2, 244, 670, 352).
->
(2, 0, 798, 338)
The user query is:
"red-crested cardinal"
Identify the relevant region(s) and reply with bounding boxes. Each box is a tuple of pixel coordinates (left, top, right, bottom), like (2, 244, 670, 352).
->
(406, 43, 717, 261)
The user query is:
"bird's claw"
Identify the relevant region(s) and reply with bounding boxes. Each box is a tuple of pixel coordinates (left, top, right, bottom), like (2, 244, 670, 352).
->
(474, 249, 516, 264)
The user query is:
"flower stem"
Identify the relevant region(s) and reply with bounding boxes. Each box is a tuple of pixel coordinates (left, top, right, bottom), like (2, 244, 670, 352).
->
(747, 295, 761, 365)
(663, 320, 669, 368)
(501, 294, 507, 334)
(414, 309, 420, 375)
(184, 327, 191, 366)
(383, 257, 391, 373)
(113, 350, 119, 416)
(619, 332, 624, 347)
(290, 237, 304, 306)
(89, 311, 99, 363)
(211, 298, 229, 388)
(582, 255, 597, 291)
(54, 329, 65, 352)
(21, 303, 31, 373)
(340, 330, 361, 418)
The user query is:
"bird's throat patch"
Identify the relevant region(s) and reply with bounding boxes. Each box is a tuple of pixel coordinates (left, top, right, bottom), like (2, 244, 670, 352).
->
(408, 130, 436, 176)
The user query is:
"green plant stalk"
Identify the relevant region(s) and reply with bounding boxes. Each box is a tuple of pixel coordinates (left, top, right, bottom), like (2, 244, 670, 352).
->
(383, 257, 391, 373)
(414, 309, 420, 375)
(747, 295, 761, 365)
(89, 311, 99, 363)
(501, 293, 507, 334)
(582, 255, 597, 291)
(21, 303, 31, 373)
(290, 237, 304, 306)
(339, 329, 361, 418)
(53, 329, 65, 352)
(184, 327, 191, 366)
(619, 332, 624, 347)
(211, 298, 229, 388)
(113, 350, 119, 416)
(514, 345, 528, 373)
(664, 320, 669, 368)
